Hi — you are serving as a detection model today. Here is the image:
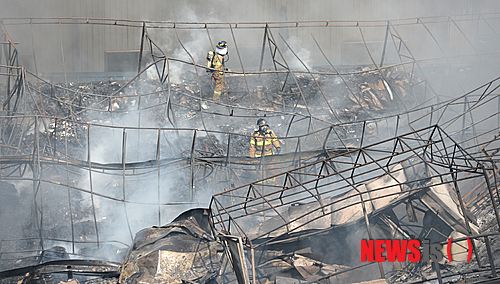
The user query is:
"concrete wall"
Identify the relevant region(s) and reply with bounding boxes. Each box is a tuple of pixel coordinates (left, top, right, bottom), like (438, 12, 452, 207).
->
(2, 0, 498, 22)
(1, 0, 499, 74)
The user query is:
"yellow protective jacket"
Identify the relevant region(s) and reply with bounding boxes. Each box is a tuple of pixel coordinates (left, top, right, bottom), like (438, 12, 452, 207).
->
(212, 54, 224, 75)
(249, 129, 280, 157)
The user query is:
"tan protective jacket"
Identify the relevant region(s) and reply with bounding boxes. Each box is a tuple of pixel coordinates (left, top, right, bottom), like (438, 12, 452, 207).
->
(249, 130, 280, 157)
(212, 54, 224, 74)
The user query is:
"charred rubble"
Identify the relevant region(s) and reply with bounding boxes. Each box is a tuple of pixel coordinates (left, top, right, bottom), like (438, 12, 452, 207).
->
(203, 125, 500, 284)
(1, 72, 500, 283)
(0, 64, 417, 159)
(0, 70, 499, 284)
(62, 125, 498, 284)
(1, 14, 500, 284)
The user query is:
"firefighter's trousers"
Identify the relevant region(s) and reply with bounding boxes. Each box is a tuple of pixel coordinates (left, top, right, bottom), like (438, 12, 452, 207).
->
(213, 71, 224, 102)
(255, 154, 278, 184)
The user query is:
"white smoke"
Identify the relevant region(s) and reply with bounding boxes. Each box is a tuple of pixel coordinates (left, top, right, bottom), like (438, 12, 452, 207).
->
(283, 36, 312, 71)
(146, 4, 221, 84)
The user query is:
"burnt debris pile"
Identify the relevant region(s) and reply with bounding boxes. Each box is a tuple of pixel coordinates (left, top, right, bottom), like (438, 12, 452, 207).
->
(1, 14, 500, 284)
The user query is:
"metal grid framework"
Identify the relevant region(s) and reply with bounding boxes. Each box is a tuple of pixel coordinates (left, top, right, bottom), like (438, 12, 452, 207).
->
(0, 13, 500, 283)
(210, 125, 493, 245)
(210, 124, 500, 281)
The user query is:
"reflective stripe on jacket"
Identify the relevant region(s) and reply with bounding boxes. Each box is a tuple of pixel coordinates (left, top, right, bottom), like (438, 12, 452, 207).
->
(249, 129, 280, 158)
(212, 54, 224, 74)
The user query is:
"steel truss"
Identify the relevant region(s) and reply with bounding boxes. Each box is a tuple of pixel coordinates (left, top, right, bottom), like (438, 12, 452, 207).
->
(211, 124, 500, 282)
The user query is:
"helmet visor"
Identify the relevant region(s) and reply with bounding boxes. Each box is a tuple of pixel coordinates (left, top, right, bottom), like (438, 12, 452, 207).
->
(216, 46, 227, 55)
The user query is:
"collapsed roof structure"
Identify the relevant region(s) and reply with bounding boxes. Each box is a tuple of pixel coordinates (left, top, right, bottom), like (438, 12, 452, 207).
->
(0, 12, 500, 283)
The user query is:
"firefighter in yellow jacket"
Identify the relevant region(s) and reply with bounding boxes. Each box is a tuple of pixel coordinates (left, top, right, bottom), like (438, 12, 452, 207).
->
(250, 118, 281, 183)
(212, 41, 227, 102)
(250, 118, 281, 157)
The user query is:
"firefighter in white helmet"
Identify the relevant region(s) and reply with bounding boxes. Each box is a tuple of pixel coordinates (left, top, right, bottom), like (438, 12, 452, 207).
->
(210, 41, 228, 102)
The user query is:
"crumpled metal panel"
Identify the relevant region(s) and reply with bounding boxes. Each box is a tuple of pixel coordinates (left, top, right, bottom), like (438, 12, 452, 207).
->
(219, 235, 250, 284)
(366, 164, 406, 209)
(119, 208, 224, 284)
(421, 178, 479, 236)
(253, 163, 407, 238)
(330, 184, 373, 225)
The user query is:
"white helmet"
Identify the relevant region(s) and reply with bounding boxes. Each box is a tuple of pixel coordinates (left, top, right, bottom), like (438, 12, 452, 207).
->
(216, 41, 228, 55)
